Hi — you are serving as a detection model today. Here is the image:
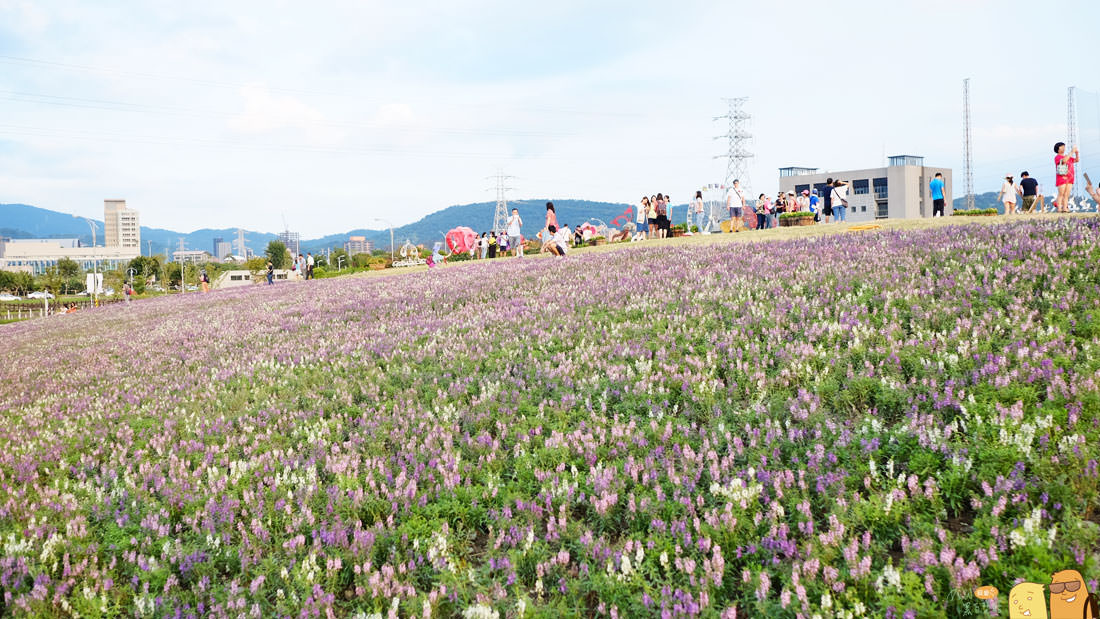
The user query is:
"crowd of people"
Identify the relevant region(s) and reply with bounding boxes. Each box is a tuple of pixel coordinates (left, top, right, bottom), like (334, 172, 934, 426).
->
(432, 142, 1097, 266)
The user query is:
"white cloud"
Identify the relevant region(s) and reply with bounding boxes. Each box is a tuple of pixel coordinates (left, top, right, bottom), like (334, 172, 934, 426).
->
(227, 84, 341, 145)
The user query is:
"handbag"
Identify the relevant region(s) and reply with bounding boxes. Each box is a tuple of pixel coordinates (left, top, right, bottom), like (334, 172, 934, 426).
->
(1056, 157, 1070, 176)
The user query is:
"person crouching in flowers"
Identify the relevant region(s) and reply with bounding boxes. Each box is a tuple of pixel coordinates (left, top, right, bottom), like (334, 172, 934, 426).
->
(543, 225, 569, 257)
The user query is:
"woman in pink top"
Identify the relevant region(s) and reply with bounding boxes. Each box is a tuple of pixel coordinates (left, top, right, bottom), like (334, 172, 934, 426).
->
(541, 202, 558, 252)
(1054, 141, 1079, 213)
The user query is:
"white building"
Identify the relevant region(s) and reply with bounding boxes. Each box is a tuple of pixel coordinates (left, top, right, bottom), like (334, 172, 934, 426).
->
(344, 235, 373, 255)
(0, 238, 139, 274)
(777, 156, 952, 221)
(104, 200, 141, 249)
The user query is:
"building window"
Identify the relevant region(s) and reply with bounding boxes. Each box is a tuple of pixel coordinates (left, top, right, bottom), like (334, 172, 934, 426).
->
(852, 179, 869, 195)
(876, 201, 888, 219)
(813, 182, 831, 197)
(873, 178, 888, 199)
(795, 184, 810, 195)
(861, 205, 867, 212)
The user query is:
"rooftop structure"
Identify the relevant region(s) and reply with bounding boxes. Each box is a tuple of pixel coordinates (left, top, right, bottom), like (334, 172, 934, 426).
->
(777, 156, 952, 222)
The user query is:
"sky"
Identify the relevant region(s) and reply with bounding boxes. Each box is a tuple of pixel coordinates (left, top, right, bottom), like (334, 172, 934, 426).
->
(1, 0, 1099, 237)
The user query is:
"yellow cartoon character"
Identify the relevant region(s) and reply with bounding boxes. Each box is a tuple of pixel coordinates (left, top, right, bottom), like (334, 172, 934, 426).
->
(1011, 582, 1048, 618)
(1050, 570, 1097, 619)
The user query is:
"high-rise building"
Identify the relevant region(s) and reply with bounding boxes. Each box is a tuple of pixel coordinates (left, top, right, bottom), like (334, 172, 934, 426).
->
(104, 200, 140, 249)
(213, 237, 224, 255)
(344, 235, 373, 255)
(215, 241, 233, 260)
(278, 231, 300, 257)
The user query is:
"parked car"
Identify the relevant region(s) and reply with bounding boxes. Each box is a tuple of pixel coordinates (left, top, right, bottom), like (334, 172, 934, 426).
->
(27, 291, 54, 299)
(0, 293, 20, 301)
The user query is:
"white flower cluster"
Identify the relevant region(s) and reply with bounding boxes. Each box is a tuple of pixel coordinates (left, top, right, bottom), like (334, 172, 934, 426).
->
(710, 476, 762, 506)
(874, 563, 903, 592)
(461, 603, 499, 619)
(1009, 508, 1056, 550)
(427, 531, 457, 572)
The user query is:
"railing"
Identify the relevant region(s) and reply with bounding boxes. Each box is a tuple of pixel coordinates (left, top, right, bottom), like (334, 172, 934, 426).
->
(1, 297, 128, 323)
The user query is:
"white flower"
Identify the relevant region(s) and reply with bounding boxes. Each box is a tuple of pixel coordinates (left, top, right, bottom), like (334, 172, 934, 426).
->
(461, 603, 499, 619)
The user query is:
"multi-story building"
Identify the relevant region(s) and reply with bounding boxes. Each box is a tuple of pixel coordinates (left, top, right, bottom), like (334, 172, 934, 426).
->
(777, 156, 952, 222)
(278, 231, 300, 257)
(213, 237, 224, 255)
(214, 241, 233, 260)
(104, 200, 141, 248)
(344, 235, 373, 256)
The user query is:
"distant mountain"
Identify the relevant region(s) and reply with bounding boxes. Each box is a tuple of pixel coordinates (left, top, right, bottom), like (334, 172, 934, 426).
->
(2, 199, 645, 256)
(358, 199, 640, 250)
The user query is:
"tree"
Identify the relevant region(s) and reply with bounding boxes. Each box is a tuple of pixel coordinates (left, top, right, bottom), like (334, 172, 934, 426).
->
(57, 257, 81, 279)
(128, 255, 161, 281)
(0, 270, 35, 295)
(265, 240, 289, 269)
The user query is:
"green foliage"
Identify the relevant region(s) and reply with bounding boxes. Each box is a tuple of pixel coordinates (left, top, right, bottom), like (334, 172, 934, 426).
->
(265, 240, 289, 269)
(0, 269, 36, 294)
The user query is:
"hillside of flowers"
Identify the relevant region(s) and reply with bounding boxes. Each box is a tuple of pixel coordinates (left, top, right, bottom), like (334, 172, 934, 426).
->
(2, 219, 1100, 617)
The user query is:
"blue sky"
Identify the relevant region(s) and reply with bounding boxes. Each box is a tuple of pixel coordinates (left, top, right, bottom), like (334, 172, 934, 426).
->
(1, 0, 1098, 236)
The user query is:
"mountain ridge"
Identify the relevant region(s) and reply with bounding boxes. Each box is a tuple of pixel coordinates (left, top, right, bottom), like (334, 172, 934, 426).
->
(3, 193, 1013, 256)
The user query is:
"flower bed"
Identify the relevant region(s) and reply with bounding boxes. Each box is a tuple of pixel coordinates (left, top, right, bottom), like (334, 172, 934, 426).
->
(952, 208, 999, 216)
(778, 211, 815, 227)
(1, 220, 1099, 617)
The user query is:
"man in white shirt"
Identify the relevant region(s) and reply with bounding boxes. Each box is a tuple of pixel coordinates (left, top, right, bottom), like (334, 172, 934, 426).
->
(506, 208, 523, 257)
(305, 253, 315, 279)
(544, 225, 570, 256)
(725, 180, 745, 232)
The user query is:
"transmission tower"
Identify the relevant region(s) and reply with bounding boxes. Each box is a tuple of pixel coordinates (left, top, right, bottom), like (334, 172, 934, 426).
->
(963, 79, 975, 211)
(488, 170, 515, 233)
(1068, 86, 1080, 199)
(713, 98, 753, 192)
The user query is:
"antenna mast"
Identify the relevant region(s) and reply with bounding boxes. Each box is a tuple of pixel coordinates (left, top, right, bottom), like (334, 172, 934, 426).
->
(488, 170, 516, 233)
(1068, 86, 1079, 199)
(714, 97, 753, 192)
(963, 79, 975, 211)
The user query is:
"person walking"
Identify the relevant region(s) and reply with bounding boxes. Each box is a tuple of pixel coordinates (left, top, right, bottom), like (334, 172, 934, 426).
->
(756, 194, 770, 230)
(929, 172, 946, 217)
(655, 193, 669, 239)
(1054, 142, 1079, 213)
(266, 261, 274, 285)
(645, 196, 657, 238)
(997, 173, 1019, 215)
(831, 180, 849, 223)
(479, 233, 489, 259)
(693, 190, 704, 232)
(726, 180, 745, 233)
(306, 252, 315, 279)
(1019, 171, 1039, 213)
(487, 232, 498, 258)
(506, 207, 524, 257)
(821, 178, 834, 223)
(199, 268, 210, 293)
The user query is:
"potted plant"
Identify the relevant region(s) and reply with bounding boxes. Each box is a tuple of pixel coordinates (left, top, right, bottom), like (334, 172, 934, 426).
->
(589, 236, 607, 246)
(671, 223, 688, 237)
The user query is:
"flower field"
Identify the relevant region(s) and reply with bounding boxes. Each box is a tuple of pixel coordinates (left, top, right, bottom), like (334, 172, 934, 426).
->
(2, 219, 1100, 617)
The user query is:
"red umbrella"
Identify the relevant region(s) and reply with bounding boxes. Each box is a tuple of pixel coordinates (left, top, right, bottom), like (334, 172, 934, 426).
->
(445, 226, 478, 254)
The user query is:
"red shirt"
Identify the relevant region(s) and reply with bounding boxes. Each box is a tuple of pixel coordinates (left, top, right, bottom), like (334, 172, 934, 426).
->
(1055, 154, 1077, 186)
